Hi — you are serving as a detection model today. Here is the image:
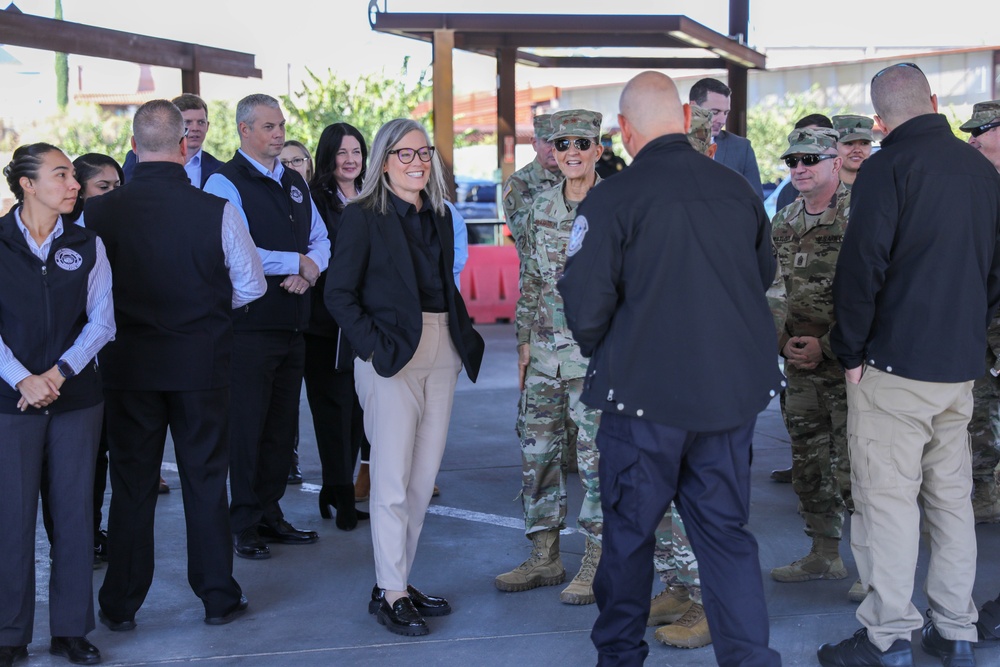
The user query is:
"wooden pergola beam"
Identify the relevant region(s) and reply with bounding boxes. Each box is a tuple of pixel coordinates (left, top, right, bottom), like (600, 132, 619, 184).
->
(0, 8, 260, 94)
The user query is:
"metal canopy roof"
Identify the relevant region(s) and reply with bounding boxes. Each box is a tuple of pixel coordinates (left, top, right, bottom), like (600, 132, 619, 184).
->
(369, 11, 765, 70)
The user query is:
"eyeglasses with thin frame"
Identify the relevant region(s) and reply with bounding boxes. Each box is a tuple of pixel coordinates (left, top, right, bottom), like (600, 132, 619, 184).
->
(971, 121, 1000, 138)
(388, 146, 435, 164)
(554, 138, 594, 152)
(280, 156, 310, 168)
(179, 127, 189, 145)
(871, 62, 922, 84)
(784, 154, 836, 169)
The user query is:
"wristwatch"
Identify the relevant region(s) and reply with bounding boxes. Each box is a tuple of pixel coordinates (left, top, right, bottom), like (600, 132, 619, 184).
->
(56, 359, 76, 379)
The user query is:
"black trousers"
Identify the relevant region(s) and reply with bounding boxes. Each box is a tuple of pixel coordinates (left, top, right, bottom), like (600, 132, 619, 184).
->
(303, 333, 365, 486)
(99, 388, 241, 620)
(229, 331, 305, 533)
(591, 413, 780, 667)
(0, 404, 102, 645)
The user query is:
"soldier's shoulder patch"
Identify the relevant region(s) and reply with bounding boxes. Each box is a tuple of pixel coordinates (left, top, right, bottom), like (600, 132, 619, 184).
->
(567, 215, 589, 257)
(502, 183, 513, 200)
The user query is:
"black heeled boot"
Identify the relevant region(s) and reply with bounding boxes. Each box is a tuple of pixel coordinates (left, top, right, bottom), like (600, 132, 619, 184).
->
(319, 486, 336, 520)
(333, 484, 369, 531)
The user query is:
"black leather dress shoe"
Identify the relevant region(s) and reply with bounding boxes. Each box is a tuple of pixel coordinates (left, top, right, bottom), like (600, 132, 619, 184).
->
(205, 595, 249, 626)
(97, 609, 136, 632)
(234, 527, 271, 560)
(373, 592, 428, 637)
(0, 645, 27, 667)
(407, 584, 452, 617)
(921, 620, 975, 666)
(258, 519, 318, 544)
(50, 636, 101, 665)
(818, 628, 914, 667)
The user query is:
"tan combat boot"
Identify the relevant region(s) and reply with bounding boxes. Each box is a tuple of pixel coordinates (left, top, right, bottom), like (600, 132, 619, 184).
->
(648, 585, 693, 626)
(847, 578, 867, 603)
(495, 530, 565, 592)
(559, 537, 600, 604)
(654, 602, 712, 649)
(770, 536, 847, 582)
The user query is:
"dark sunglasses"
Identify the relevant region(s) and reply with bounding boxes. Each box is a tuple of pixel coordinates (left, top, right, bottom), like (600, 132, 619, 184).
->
(784, 154, 836, 169)
(554, 138, 593, 152)
(971, 121, 1000, 138)
(871, 62, 922, 84)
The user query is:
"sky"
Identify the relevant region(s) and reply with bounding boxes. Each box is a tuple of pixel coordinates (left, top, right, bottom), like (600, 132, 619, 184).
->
(5, 0, 1000, 106)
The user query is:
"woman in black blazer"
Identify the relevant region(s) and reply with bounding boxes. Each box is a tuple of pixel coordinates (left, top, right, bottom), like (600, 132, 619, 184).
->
(325, 118, 484, 637)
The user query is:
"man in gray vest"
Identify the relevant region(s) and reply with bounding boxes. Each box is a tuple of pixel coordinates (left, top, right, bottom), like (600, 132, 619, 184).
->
(205, 94, 330, 560)
(89, 99, 265, 630)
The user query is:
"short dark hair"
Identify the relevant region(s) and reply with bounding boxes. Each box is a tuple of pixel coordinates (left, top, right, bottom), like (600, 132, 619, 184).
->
(133, 99, 184, 154)
(312, 122, 368, 210)
(689, 78, 731, 106)
(171, 93, 208, 115)
(794, 114, 833, 129)
(4, 142, 62, 203)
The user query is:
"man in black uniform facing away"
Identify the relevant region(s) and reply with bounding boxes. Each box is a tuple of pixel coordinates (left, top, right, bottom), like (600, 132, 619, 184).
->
(559, 70, 784, 667)
(88, 99, 266, 629)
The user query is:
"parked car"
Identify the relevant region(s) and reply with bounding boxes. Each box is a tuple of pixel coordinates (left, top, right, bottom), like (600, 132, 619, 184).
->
(455, 176, 499, 220)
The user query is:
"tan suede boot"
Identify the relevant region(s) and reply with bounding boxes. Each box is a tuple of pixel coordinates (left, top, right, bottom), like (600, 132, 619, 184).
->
(559, 538, 600, 604)
(647, 585, 693, 626)
(654, 602, 712, 649)
(495, 530, 565, 592)
(770, 536, 847, 582)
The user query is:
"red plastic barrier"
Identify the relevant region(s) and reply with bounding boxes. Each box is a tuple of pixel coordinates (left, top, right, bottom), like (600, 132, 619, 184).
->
(460, 245, 520, 324)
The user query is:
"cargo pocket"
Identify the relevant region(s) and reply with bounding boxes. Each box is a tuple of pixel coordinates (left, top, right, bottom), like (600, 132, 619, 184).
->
(596, 416, 642, 530)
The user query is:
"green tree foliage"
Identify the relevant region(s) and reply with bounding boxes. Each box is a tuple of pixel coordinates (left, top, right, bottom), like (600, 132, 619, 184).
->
(38, 104, 132, 161)
(281, 59, 432, 151)
(747, 87, 847, 184)
(201, 99, 240, 161)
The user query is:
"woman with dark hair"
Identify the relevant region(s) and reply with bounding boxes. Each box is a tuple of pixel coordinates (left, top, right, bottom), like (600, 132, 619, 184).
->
(0, 143, 114, 665)
(67, 153, 124, 224)
(303, 122, 372, 529)
(326, 118, 484, 637)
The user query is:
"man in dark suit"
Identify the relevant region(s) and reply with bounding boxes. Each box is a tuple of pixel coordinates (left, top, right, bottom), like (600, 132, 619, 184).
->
(205, 93, 330, 560)
(122, 93, 223, 188)
(689, 77, 765, 200)
(559, 71, 783, 667)
(87, 99, 266, 630)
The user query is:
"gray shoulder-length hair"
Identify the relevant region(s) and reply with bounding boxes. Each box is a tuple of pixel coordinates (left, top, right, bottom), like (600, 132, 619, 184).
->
(355, 118, 447, 216)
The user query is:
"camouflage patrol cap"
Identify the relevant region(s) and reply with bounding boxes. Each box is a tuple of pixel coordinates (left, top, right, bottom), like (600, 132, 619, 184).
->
(533, 114, 554, 141)
(959, 100, 1000, 132)
(549, 109, 603, 141)
(780, 127, 840, 158)
(832, 115, 874, 143)
(687, 106, 714, 155)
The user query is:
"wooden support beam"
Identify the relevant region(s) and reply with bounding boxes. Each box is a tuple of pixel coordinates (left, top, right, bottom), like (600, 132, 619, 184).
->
(496, 47, 517, 185)
(433, 28, 456, 201)
(727, 62, 748, 137)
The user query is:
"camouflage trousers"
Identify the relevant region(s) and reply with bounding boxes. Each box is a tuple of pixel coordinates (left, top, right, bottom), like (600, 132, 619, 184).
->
(970, 371, 1000, 487)
(516, 369, 602, 538)
(653, 503, 701, 603)
(783, 361, 851, 540)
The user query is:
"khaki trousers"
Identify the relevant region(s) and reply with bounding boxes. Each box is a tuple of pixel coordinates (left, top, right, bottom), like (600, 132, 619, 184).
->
(847, 367, 978, 650)
(354, 312, 462, 592)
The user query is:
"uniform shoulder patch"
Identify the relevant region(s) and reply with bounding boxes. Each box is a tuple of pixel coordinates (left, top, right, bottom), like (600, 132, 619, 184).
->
(567, 215, 589, 257)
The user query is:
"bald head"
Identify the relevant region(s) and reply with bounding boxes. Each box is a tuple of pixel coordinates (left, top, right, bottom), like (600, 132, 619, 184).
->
(870, 64, 937, 132)
(620, 72, 686, 138)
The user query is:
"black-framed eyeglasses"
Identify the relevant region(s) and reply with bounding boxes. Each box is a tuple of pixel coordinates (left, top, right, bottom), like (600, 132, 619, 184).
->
(971, 121, 1000, 138)
(280, 156, 310, 168)
(784, 154, 836, 169)
(554, 138, 593, 152)
(388, 147, 435, 164)
(179, 127, 189, 145)
(872, 62, 922, 84)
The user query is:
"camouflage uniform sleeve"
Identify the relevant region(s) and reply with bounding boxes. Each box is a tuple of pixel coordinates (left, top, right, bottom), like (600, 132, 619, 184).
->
(765, 261, 788, 353)
(515, 206, 542, 347)
(503, 177, 529, 248)
(989, 311, 1000, 374)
